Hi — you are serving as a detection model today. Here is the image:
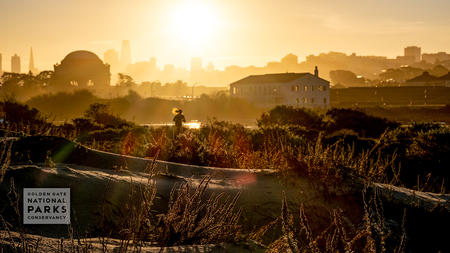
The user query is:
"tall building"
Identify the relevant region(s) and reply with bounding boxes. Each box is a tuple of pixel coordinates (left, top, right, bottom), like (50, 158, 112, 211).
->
(404, 46, 421, 62)
(29, 47, 38, 74)
(120, 40, 132, 71)
(11, 54, 21, 73)
(149, 57, 157, 70)
(190, 57, 202, 72)
(104, 49, 119, 72)
(206, 62, 215, 72)
(190, 57, 203, 83)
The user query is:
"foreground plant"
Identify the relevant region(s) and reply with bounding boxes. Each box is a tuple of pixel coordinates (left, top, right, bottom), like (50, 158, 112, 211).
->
(157, 177, 241, 246)
(265, 189, 406, 253)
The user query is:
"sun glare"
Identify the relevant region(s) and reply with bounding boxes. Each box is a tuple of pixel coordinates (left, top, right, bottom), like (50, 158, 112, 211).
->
(170, 1, 217, 47)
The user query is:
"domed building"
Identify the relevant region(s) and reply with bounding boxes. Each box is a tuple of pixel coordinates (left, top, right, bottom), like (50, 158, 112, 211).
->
(53, 50, 110, 87)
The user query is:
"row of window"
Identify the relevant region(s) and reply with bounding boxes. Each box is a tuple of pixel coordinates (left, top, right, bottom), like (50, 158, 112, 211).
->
(291, 85, 327, 92)
(295, 97, 328, 104)
(232, 84, 328, 95)
(232, 86, 278, 95)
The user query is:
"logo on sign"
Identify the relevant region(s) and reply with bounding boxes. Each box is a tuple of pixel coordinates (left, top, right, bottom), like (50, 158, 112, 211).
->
(23, 188, 70, 224)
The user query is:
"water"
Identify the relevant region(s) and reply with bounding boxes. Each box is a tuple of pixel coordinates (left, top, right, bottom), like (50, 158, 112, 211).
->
(142, 120, 201, 129)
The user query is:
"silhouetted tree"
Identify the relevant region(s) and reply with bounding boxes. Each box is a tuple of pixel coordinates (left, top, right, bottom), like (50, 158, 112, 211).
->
(329, 70, 365, 86)
(36, 71, 54, 86)
(117, 73, 136, 87)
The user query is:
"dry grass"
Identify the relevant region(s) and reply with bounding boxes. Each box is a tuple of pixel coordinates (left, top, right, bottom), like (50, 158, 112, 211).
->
(1, 151, 242, 252)
(156, 176, 241, 246)
(265, 189, 407, 253)
(0, 138, 13, 184)
(289, 134, 400, 190)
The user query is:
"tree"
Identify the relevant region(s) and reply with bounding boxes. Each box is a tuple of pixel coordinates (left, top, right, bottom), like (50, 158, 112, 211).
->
(84, 103, 109, 120)
(117, 73, 136, 87)
(329, 70, 365, 86)
(36, 71, 54, 86)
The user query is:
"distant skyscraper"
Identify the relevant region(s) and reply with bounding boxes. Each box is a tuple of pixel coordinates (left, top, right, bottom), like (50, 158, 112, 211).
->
(11, 54, 21, 73)
(404, 46, 421, 62)
(29, 47, 38, 74)
(104, 49, 119, 72)
(120, 40, 132, 71)
(206, 62, 215, 72)
(149, 57, 157, 70)
(190, 57, 203, 83)
(190, 57, 202, 72)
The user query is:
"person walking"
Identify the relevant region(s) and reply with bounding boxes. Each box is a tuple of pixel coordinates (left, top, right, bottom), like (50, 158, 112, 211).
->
(173, 108, 186, 134)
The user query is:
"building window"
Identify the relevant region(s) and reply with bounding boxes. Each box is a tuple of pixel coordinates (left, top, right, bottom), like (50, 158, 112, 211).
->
(304, 85, 308, 91)
(311, 98, 315, 103)
(318, 85, 327, 91)
(303, 97, 308, 103)
(324, 98, 327, 104)
(296, 98, 300, 104)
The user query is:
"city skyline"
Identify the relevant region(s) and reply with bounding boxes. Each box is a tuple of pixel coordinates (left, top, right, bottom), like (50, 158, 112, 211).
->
(1, 44, 450, 75)
(1, 0, 450, 71)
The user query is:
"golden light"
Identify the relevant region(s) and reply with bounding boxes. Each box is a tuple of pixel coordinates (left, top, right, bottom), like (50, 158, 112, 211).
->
(170, 1, 217, 47)
(185, 120, 201, 129)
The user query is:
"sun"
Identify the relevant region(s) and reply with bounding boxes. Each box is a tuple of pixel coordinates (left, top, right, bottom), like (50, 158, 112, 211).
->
(170, 1, 217, 47)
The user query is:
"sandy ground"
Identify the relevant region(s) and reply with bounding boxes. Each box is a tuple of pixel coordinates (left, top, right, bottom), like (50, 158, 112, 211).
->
(0, 231, 264, 252)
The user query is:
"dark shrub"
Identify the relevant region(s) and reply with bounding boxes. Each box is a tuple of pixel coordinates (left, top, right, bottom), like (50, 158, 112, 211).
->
(326, 108, 399, 138)
(0, 99, 48, 125)
(409, 121, 442, 133)
(258, 105, 323, 130)
(72, 117, 103, 135)
(323, 129, 376, 153)
(84, 103, 133, 129)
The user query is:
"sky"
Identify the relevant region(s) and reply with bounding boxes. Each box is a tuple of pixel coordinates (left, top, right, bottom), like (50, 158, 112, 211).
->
(1, 0, 450, 72)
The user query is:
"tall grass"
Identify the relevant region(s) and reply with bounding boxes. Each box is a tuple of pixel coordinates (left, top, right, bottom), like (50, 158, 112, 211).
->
(1, 153, 242, 251)
(0, 138, 13, 184)
(157, 177, 241, 246)
(266, 189, 407, 253)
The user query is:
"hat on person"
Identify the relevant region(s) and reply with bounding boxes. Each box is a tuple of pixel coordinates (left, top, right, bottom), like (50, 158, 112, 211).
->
(172, 108, 183, 114)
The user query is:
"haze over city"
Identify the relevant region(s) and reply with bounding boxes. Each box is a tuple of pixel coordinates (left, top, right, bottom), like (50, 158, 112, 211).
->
(2, 0, 450, 72)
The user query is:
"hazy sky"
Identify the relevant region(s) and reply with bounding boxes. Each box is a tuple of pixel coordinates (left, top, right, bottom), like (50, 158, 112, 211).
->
(1, 0, 450, 72)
